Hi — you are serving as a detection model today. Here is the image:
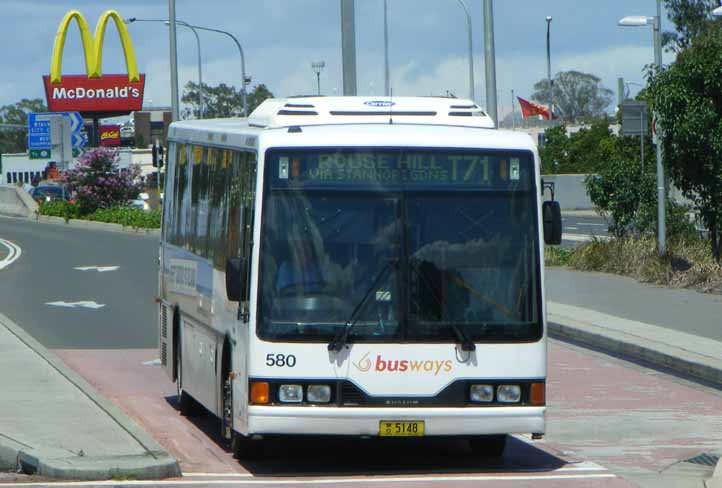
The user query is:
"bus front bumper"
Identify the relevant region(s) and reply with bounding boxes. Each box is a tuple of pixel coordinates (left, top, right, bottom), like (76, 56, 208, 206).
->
(247, 406, 545, 437)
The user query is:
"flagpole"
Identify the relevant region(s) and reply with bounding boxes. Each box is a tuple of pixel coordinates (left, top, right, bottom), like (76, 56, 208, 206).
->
(511, 89, 516, 130)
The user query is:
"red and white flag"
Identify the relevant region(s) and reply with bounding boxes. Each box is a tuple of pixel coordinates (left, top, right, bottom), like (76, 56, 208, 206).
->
(517, 96, 557, 120)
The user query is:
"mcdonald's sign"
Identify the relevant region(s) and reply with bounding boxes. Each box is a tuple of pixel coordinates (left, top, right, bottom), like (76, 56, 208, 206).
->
(42, 10, 145, 116)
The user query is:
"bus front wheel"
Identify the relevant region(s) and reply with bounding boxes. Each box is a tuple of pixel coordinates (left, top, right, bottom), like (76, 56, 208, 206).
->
(469, 435, 507, 458)
(231, 433, 264, 460)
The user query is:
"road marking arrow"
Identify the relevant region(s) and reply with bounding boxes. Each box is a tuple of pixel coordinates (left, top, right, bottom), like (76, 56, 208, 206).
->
(46, 301, 105, 309)
(74, 266, 119, 272)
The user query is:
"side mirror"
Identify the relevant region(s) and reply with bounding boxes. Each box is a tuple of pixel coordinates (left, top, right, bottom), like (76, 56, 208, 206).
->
(225, 257, 243, 302)
(542, 200, 562, 245)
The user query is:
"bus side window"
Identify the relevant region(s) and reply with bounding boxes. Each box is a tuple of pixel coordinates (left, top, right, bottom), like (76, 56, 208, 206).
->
(226, 149, 257, 301)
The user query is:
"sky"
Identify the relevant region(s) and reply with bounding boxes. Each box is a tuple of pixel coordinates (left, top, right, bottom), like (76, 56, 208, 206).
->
(0, 0, 677, 119)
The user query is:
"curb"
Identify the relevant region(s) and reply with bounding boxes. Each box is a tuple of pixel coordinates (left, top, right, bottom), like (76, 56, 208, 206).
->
(0, 212, 160, 237)
(0, 313, 180, 480)
(548, 308, 722, 386)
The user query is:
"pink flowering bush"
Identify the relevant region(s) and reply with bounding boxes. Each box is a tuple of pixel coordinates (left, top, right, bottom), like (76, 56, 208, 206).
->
(60, 147, 143, 214)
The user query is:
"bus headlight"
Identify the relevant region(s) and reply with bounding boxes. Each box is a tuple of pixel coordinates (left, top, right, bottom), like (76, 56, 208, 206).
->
(278, 384, 303, 403)
(469, 384, 494, 402)
(307, 385, 331, 403)
(497, 385, 521, 403)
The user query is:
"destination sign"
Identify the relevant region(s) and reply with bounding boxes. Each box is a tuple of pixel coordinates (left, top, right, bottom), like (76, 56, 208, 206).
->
(269, 150, 533, 190)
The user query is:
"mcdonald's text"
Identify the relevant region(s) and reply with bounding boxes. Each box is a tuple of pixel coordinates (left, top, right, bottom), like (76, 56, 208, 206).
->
(43, 74, 146, 113)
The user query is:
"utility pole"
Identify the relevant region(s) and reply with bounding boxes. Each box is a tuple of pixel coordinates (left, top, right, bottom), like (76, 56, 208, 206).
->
(168, 0, 180, 121)
(483, 0, 498, 126)
(654, 0, 666, 255)
(340, 0, 357, 95)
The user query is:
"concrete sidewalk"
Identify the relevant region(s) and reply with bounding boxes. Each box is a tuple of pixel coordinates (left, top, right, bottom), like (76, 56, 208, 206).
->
(546, 269, 722, 488)
(0, 313, 179, 480)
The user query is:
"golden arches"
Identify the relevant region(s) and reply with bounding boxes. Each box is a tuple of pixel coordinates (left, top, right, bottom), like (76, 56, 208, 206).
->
(50, 9, 140, 83)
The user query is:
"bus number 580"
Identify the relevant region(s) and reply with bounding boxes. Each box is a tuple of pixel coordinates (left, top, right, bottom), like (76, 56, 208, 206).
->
(266, 354, 297, 367)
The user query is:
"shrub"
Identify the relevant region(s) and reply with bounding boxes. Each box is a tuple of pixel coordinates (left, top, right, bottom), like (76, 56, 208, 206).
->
(60, 147, 142, 214)
(37, 201, 82, 221)
(86, 206, 161, 229)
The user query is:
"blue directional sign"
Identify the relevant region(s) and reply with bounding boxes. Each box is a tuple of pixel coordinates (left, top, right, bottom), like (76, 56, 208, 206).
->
(72, 132, 88, 148)
(27, 112, 85, 150)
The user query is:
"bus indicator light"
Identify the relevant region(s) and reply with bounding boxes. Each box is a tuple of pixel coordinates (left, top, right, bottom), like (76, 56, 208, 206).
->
(531, 382, 545, 406)
(250, 381, 270, 404)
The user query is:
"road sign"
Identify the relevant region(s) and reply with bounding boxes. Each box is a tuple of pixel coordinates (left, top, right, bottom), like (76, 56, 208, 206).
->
(620, 101, 647, 137)
(72, 132, 88, 148)
(29, 149, 51, 159)
(27, 112, 84, 150)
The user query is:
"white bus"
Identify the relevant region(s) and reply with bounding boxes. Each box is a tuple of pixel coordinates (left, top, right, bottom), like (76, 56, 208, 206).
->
(158, 97, 562, 459)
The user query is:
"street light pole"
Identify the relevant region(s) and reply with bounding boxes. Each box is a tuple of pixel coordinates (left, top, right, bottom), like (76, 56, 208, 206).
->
(456, 0, 475, 101)
(178, 21, 205, 119)
(546, 16, 553, 123)
(483, 0, 498, 126)
(618, 1, 666, 255)
(383, 0, 390, 96)
(168, 0, 180, 121)
(187, 25, 249, 116)
(311, 61, 325, 95)
(127, 18, 204, 119)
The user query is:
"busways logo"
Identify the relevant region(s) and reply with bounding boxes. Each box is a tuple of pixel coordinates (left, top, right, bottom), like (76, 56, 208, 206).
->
(353, 352, 453, 376)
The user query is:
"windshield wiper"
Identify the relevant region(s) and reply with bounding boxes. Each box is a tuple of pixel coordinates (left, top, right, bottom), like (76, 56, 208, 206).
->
(409, 257, 476, 352)
(328, 258, 398, 353)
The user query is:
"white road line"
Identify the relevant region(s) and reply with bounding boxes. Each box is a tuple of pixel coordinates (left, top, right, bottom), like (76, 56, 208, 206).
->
(564, 226, 578, 230)
(577, 223, 606, 227)
(74, 266, 120, 272)
(183, 473, 254, 477)
(45, 301, 106, 310)
(1, 474, 617, 486)
(142, 358, 162, 366)
(0, 238, 22, 270)
(181, 463, 607, 477)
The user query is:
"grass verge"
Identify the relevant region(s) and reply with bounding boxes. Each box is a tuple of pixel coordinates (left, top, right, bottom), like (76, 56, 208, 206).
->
(546, 236, 722, 293)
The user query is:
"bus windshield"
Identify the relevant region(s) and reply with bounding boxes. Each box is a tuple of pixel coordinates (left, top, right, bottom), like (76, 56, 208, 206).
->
(258, 148, 541, 344)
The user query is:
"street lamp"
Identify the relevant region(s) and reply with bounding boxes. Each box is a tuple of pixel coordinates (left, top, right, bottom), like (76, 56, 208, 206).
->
(546, 16, 553, 123)
(126, 18, 205, 119)
(311, 61, 325, 95)
(618, 0, 666, 256)
(183, 25, 249, 117)
(456, 0, 475, 101)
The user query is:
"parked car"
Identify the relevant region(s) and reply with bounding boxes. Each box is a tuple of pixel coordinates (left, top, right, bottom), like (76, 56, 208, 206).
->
(30, 185, 69, 203)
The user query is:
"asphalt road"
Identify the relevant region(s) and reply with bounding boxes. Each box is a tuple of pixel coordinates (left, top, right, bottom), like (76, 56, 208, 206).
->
(0, 215, 158, 348)
(2, 215, 722, 487)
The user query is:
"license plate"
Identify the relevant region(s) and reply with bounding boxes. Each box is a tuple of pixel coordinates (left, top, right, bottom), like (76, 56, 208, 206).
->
(379, 421, 425, 437)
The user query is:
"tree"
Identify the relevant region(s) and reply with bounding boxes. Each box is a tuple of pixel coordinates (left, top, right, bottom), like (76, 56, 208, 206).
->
(531, 71, 614, 123)
(60, 147, 142, 214)
(662, 0, 720, 52)
(0, 98, 47, 154)
(648, 29, 722, 261)
(539, 118, 618, 174)
(181, 82, 274, 119)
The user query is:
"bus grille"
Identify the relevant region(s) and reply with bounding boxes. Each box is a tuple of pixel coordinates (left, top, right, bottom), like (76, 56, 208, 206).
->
(339, 382, 366, 406)
(161, 342, 167, 366)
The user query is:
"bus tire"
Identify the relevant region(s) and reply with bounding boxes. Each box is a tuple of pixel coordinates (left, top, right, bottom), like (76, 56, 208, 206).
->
(469, 435, 506, 458)
(231, 433, 264, 460)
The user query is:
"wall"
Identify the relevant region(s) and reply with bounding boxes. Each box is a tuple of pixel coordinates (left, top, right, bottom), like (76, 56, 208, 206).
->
(0, 185, 39, 217)
(541, 174, 593, 210)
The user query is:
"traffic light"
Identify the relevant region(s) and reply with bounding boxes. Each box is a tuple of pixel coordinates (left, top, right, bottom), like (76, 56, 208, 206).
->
(152, 141, 165, 168)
